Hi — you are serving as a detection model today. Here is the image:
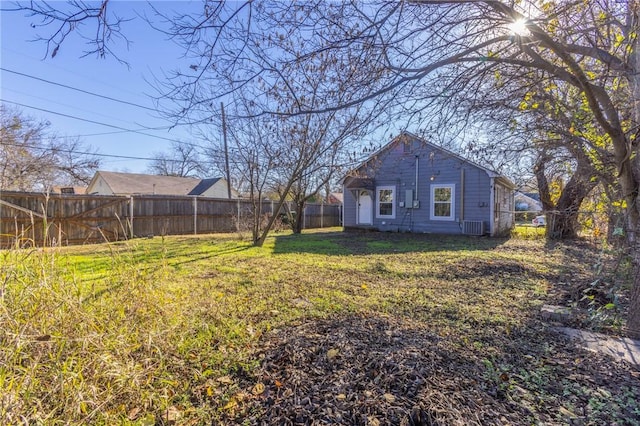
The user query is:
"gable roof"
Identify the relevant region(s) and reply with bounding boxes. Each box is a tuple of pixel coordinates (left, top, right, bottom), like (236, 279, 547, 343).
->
(188, 178, 223, 195)
(344, 132, 516, 189)
(515, 191, 543, 211)
(88, 171, 231, 196)
(91, 171, 199, 195)
(50, 185, 88, 195)
(328, 192, 344, 204)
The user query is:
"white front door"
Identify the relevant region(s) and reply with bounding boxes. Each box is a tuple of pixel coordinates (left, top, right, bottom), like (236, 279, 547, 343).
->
(358, 190, 372, 224)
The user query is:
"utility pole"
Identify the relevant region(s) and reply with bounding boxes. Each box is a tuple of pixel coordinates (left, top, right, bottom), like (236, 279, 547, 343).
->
(221, 102, 232, 199)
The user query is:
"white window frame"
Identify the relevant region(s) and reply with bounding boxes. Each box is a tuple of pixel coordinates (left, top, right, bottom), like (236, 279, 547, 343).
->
(376, 185, 396, 219)
(430, 184, 455, 221)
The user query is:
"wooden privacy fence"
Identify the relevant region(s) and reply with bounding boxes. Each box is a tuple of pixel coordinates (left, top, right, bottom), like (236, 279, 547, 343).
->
(0, 191, 342, 247)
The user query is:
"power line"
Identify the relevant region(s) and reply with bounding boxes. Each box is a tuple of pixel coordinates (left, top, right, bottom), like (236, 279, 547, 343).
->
(0, 140, 161, 162)
(3, 86, 155, 128)
(74, 128, 171, 137)
(2, 88, 180, 137)
(2, 98, 179, 143)
(1, 67, 158, 112)
(1, 98, 210, 149)
(2, 66, 207, 133)
(1, 46, 146, 100)
(0, 140, 243, 165)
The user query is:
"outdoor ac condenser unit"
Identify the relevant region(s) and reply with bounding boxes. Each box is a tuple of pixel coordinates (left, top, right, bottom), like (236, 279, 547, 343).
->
(462, 220, 484, 236)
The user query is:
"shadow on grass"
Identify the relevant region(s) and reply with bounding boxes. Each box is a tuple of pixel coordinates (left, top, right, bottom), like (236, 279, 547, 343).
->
(272, 230, 507, 256)
(169, 245, 252, 267)
(81, 281, 126, 304)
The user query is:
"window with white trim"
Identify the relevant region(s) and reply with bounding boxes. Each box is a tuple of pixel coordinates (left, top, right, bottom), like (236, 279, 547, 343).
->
(376, 186, 395, 218)
(430, 184, 455, 221)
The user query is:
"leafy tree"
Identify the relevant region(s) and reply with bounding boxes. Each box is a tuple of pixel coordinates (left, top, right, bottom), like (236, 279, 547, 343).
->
(0, 105, 100, 191)
(464, 73, 613, 239)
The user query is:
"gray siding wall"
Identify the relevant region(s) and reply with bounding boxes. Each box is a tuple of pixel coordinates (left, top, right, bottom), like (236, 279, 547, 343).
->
(493, 182, 515, 236)
(344, 138, 494, 234)
(343, 185, 358, 227)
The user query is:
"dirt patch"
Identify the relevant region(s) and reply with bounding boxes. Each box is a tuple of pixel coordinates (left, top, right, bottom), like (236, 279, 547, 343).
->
(440, 258, 545, 281)
(226, 314, 640, 425)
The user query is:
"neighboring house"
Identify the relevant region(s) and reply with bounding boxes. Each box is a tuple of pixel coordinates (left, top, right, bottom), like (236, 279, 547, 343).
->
(342, 132, 516, 236)
(50, 186, 88, 195)
(328, 192, 343, 204)
(515, 191, 542, 213)
(86, 171, 239, 198)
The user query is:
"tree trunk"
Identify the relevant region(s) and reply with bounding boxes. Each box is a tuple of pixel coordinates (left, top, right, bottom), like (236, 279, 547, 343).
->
(613, 138, 640, 337)
(255, 178, 299, 247)
(534, 154, 595, 239)
(546, 173, 597, 239)
(624, 3, 640, 339)
(625, 155, 640, 338)
(252, 198, 262, 246)
(534, 154, 553, 211)
(629, 251, 640, 338)
(292, 201, 305, 234)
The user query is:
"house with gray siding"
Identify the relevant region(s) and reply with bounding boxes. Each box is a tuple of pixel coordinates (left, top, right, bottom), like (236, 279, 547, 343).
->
(342, 133, 515, 236)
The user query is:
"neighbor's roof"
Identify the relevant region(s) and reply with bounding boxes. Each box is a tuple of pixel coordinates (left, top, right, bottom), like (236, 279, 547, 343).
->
(343, 132, 516, 189)
(89, 171, 224, 196)
(50, 185, 88, 195)
(515, 191, 543, 211)
(329, 192, 344, 203)
(188, 178, 223, 195)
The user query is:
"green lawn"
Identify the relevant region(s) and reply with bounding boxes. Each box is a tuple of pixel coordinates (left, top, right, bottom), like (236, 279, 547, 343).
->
(1, 229, 638, 425)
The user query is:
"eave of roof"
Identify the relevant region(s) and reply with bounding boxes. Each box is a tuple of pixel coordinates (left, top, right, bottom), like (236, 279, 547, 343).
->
(342, 131, 515, 189)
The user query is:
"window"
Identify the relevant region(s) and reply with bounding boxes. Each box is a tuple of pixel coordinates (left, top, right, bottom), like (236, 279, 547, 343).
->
(430, 184, 455, 221)
(376, 186, 395, 218)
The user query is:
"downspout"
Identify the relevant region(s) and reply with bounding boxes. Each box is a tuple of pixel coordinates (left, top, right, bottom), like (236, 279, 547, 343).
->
(460, 169, 465, 222)
(342, 183, 346, 227)
(489, 177, 495, 237)
(414, 155, 419, 203)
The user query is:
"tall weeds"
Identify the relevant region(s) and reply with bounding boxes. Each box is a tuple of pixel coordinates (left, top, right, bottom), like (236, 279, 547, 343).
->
(0, 242, 199, 424)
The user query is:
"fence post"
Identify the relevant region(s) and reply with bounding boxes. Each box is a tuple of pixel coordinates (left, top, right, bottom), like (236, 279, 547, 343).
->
(321, 202, 324, 228)
(58, 194, 62, 244)
(193, 196, 198, 235)
(270, 200, 275, 231)
(237, 199, 241, 231)
(129, 195, 134, 239)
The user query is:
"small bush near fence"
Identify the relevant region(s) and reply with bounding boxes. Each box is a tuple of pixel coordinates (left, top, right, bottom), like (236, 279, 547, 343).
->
(0, 191, 342, 247)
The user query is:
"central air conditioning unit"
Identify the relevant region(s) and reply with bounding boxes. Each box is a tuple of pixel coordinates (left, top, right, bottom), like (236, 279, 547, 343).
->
(463, 220, 484, 236)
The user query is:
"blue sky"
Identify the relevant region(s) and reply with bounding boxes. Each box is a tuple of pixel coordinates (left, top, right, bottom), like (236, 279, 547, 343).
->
(1, 1, 204, 173)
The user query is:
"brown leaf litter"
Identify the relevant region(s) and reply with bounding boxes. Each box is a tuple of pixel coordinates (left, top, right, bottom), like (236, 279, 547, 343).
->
(220, 314, 640, 425)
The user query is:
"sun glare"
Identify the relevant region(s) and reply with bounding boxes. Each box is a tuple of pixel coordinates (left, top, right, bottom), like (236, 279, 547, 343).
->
(508, 18, 529, 36)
